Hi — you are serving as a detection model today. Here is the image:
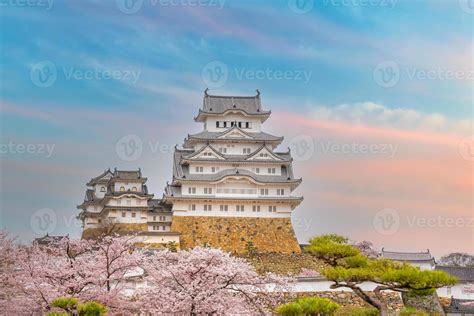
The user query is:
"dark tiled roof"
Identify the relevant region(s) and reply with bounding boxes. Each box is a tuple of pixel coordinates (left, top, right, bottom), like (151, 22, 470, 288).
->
(34, 234, 67, 245)
(172, 148, 299, 184)
(148, 199, 172, 213)
(186, 130, 283, 143)
(201, 90, 268, 115)
(87, 169, 113, 186)
(113, 168, 144, 181)
(381, 249, 435, 262)
(435, 266, 474, 282)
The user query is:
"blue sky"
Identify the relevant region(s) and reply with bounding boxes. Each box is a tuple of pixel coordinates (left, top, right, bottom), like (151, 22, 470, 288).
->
(1, 0, 473, 256)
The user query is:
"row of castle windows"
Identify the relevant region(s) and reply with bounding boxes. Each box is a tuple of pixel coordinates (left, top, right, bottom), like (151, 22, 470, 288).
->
(193, 166, 278, 174)
(151, 225, 167, 231)
(187, 187, 285, 196)
(116, 199, 144, 205)
(118, 186, 139, 192)
(188, 204, 277, 212)
(216, 121, 252, 129)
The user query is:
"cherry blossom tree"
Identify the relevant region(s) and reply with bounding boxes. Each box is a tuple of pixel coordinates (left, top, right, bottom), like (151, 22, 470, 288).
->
(353, 240, 379, 259)
(138, 247, 293, 315)
(1, 233, 142, 314)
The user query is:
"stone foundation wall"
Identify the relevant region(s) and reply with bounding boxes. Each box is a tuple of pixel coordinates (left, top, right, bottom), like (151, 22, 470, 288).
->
(82, 223, 148, 239)
(171, 216, 301, 254)
(402, 292, 445, 314)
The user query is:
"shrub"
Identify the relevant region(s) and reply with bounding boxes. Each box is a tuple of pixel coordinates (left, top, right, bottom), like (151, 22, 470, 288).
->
(277, 301, 305, 316)
(399, 307, 429, 316)
(278, 297, 340, 315)
(77, 301, 107, 316)
(334, 306, 379, 316)
(50, 297, 78, 313)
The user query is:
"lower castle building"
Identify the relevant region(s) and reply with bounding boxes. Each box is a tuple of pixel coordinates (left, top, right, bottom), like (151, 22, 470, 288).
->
(78, 90, 303, 253)
(77, 168, 180, 246)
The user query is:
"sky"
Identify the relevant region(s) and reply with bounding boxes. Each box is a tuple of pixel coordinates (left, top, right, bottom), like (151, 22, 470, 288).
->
(0, 0, 473, 258)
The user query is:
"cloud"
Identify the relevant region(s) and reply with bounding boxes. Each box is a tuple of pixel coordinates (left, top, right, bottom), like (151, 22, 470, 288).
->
(311, 102, 472, 136)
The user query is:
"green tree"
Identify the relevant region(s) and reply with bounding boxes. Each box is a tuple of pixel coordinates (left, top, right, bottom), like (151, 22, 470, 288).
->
(306, 235, 457, 316)
(277, 297, 340, 316)
(48, 298, 106, 316)
(166, 241, 178, 252)
(77, 301, 107, 316)
(50, 297, 78, 315)
(245, 240, 257, 256)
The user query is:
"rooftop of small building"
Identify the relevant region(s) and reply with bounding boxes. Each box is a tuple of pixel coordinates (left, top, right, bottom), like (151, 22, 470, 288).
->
(34, 233, 68, 245)
(435, 265, 474, 282)
(380, 248, 435, 262)
(195, 89, 271, 121)
(87, 168, 146, 186)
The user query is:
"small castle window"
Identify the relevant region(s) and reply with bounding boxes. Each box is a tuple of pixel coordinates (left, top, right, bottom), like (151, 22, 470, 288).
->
(245, 122, 250, 128)
(120, 186, 125, 191)
(122, 212, 126, 217)
(100, 187, 106, 192)
(131, 212, 136, 218)
(132, 186, 137, 192)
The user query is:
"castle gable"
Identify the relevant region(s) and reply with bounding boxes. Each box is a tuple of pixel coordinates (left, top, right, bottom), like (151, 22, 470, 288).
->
(246, 146, 283, 161)
(217, 126, 254, 139)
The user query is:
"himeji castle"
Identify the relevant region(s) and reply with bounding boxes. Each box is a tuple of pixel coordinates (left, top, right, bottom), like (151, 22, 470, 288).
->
(78, 90, 304, 253)
(163, 90, 303, 253)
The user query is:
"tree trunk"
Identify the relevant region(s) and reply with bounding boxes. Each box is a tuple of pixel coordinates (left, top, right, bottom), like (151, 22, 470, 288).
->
(373, 286, 390, 316)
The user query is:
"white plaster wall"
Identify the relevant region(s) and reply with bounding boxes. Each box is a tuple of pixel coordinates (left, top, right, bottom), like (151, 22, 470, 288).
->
(94, 185, 107, 198)
(110, 209, 148, 223)
(437, 283, 474, 300)
(139, 234, 180, 244)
